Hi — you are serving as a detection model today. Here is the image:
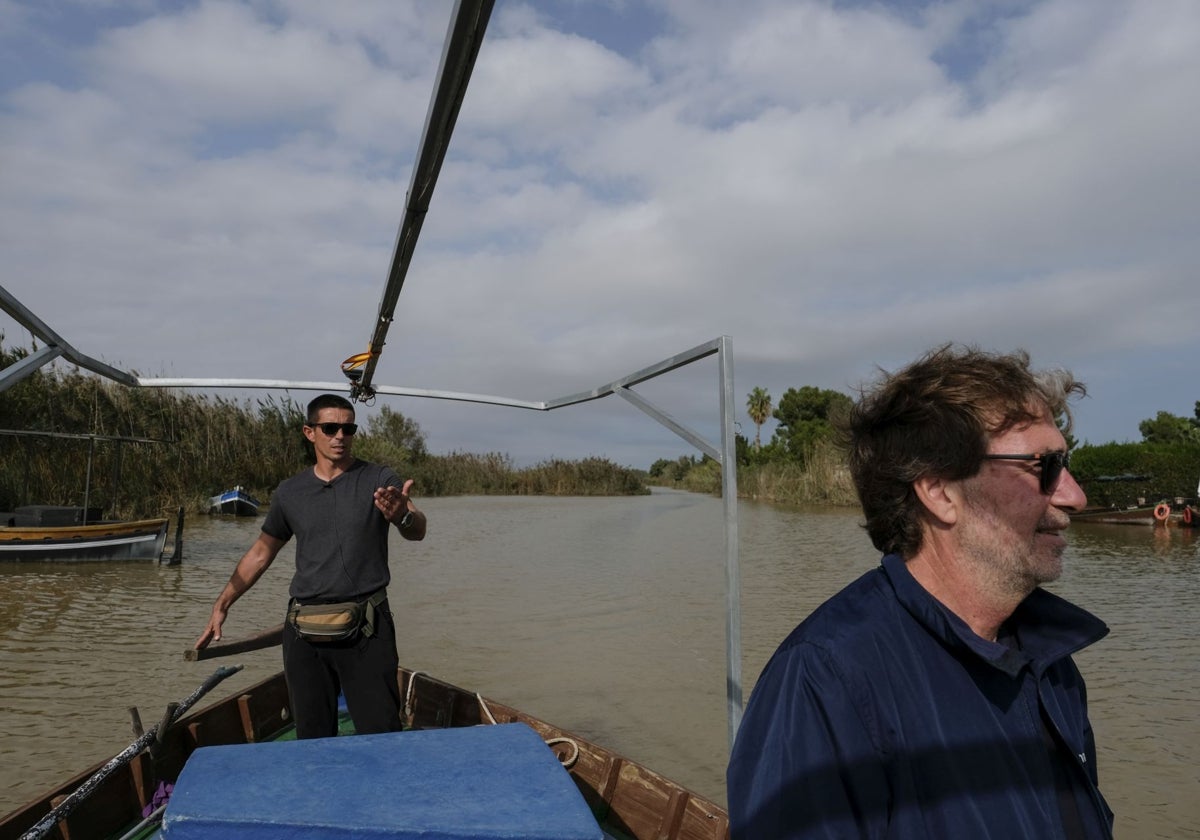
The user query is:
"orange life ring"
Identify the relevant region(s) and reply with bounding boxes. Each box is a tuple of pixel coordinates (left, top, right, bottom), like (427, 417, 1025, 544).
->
(1184, 506, 1194, 525)
(1153, 503, 1171, 522)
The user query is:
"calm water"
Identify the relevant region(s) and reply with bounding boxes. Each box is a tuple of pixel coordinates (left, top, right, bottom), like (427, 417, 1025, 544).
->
(1, 490, 1197, 838)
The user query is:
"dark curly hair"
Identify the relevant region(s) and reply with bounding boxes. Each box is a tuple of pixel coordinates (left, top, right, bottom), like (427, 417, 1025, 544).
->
(840, 344, 1085, 557)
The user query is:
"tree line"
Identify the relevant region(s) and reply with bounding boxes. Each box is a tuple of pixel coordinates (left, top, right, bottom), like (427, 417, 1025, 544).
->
(651, 386, 1200, 508)
(6, 330, 1196, 516)
(0, 339, 647, 519)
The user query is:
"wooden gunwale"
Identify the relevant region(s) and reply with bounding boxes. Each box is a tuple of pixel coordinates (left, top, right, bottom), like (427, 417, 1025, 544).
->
(0, 519, 169, 543)
(0, 518, 170, 564)
(0, 667, 729, 840)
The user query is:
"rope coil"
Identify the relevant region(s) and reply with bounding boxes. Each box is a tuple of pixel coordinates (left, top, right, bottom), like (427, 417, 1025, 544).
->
(474, 692, 580, 769)
(404, 672, 581, 770)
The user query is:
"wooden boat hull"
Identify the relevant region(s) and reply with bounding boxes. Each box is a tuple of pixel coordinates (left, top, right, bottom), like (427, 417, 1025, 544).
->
(0, 518, 169, 562)
(0, 667, 730, 840)
(1070, 507, 1157, 526)
(1071, 504, 1198, 527)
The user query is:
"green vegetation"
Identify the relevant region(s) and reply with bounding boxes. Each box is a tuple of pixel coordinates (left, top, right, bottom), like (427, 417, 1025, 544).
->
(352, 405, 647, 498)
(733, 385, 859, 506)
(657, 387, 1200, 509)
(746, 387, 772, 450)
(7, 330, 1195, 518)
(0, 340, 648, 518)
(1138, 405, 1200, 444)
(1069, 402, 1200, 506)
(0, 341, 308, 518)
(771, 386, 853, 464)
(1070, 443, 1198, 507)
(651, 385, 858, 506)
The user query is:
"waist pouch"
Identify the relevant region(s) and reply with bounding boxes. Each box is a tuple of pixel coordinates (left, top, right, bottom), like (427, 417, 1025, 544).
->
(288, 588, 387, 642)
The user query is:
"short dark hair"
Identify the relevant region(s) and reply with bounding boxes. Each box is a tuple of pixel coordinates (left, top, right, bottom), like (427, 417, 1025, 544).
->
(306, 393, 355, 425)
(842, 344, 1085, 557)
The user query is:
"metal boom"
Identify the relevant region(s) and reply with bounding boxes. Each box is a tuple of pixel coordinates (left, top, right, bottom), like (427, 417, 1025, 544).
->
(350, 0, 496, 400)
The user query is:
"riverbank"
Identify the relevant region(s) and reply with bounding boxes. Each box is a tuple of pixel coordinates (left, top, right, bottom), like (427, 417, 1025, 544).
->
(663, 442, 859, 508)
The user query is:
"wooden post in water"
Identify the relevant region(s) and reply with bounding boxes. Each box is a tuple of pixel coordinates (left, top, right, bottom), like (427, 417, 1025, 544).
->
(162, 506, 184, 565)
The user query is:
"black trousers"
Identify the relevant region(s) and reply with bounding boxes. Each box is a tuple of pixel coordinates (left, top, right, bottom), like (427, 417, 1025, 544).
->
(281, 602, 403, 739)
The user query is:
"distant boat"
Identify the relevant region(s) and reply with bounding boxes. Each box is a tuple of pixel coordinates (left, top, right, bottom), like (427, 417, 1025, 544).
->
(1072, 473, 1200, 527)
(207, 486, 260, 516)
(0, 428, 174, 562)
(1069, 504, 1161, 526)
(0, 506, 169, 562)
(1071, 498, 1199, 528)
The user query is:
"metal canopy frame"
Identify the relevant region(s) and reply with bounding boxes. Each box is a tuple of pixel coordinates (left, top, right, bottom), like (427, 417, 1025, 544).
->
(0, 292, 745, 744)
(0, 0, 746, 747)
(147, 335, 745, 743)
(0, 286, 138, 391)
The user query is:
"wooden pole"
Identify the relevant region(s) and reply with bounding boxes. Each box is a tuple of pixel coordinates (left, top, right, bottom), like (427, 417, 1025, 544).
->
(185, 624, 284, 661)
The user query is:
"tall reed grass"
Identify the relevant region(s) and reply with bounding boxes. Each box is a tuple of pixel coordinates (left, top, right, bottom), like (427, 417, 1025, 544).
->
(739, 440, 858, 507)
(0, 341, 649, 517)
(666, 439, 859, 508)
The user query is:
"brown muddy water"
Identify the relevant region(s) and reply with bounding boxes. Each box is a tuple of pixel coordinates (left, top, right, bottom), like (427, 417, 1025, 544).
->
(1, 490, 1196, 838)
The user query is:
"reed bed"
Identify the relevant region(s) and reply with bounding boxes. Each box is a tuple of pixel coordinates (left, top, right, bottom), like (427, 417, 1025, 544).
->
(0, 342, 649, 516)
(662, 440, 859, 508)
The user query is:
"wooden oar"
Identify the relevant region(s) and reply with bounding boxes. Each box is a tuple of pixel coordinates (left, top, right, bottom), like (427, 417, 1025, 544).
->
(184, 623, 284, 661)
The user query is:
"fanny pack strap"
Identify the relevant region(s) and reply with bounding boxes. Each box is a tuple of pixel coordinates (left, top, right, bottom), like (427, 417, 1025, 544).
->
(362, 587, 388, 639)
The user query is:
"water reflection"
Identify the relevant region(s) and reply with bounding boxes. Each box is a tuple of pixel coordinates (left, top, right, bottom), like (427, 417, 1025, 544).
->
(1057, 523, 1199, 840)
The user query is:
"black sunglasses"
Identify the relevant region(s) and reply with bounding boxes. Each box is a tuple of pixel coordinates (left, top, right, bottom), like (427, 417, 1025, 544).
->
(308, 422, 358, 437)
(982, 452, 1070, 494)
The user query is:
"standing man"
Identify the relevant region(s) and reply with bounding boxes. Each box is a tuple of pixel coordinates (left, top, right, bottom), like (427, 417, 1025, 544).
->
(195, 393, 426, 738)
(727, 345, 1113, 838)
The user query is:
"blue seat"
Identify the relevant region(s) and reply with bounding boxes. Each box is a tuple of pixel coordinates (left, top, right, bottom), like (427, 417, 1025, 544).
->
(162, 723, 602, 839)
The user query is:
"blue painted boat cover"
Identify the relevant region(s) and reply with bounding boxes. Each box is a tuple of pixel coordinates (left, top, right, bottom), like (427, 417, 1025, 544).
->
(161, 723, 602, 840)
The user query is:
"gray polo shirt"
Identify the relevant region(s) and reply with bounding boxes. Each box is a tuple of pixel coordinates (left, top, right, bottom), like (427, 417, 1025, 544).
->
(262, 459, 404, 601)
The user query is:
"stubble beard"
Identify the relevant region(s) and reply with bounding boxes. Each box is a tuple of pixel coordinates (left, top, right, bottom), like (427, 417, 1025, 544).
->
(958, 495, 1066, 604)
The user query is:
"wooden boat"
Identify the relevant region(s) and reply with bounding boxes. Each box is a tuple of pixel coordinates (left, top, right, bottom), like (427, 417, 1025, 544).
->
(1071, 501, 1198, 527)
(0, 506, 169, 562)
(0, 430, 174, 562)
(206, 486, 260, 517)
(1069, 504, 1161, 526)
(0, 661, 730, 840)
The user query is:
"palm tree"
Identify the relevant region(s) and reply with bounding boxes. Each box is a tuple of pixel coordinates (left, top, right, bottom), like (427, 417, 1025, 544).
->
(747, 387, 772, 449)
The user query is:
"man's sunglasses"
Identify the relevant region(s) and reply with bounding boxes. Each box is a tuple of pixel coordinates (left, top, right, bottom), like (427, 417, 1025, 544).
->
(982, 452, 1070, 494)
(308, 422, 358, 437)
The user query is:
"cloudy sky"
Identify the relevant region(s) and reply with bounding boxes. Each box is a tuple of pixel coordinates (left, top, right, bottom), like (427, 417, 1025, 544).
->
(1, 0, 1197, 469)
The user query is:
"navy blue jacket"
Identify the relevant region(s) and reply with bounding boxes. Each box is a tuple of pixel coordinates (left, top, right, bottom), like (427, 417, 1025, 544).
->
(727, 554, 1113, 838)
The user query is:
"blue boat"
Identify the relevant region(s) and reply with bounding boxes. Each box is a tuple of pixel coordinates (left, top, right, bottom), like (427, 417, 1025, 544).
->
(207, 486, 260, 517)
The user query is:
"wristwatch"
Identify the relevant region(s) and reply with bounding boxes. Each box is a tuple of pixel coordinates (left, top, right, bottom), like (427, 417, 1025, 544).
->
(397, 510, 414, 529)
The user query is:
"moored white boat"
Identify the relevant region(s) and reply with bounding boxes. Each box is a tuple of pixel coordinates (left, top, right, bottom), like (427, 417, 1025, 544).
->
(0, 506, 169, 562)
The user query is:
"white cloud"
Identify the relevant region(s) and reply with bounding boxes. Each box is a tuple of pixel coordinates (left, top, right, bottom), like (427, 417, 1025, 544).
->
(2, 0, 1198, 466)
